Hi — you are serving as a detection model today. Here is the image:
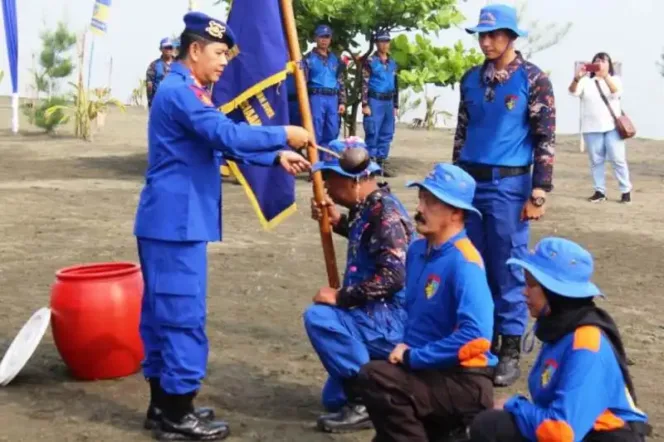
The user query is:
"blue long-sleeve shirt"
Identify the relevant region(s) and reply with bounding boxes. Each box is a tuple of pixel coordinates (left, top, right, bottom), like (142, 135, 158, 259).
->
(505, 325, 649, 441)
(402, 231, 497, 370)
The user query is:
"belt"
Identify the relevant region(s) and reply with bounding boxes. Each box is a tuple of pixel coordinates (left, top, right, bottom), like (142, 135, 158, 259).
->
(459, 163, 530, 182)
(308, 87, 338, 96)
(368, 90, 395, 100)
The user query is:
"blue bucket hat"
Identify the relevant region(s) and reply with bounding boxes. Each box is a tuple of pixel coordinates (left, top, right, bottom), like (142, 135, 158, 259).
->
(507, 237, 603, 299)
(375, 30, 391, 42)
(465, 4, 527, 37)
(311, 137, 381, 178)
(183, 11, 236, 48)
(314, 24, 333, 37)
(406, 163, 481, 217)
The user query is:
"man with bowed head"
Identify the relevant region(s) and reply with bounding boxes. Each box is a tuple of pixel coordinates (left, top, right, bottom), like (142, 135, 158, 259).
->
(304, 136, 415, 433)
(133, 11, 311, 442)
(454, 3, 556, 387)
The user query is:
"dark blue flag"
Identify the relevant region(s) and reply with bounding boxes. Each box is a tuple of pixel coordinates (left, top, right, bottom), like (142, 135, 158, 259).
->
(2, 0, 19, 133)
(212, 0, 296, 230)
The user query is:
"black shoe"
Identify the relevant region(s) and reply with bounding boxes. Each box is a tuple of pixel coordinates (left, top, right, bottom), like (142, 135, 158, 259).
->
(143, 379, 216, 430)
(620, 192, 631, 204)
(588, 191, 607, 203)
(377, 159, 396, 178)
(493, 335, 521, 387)
(316, 403, 373, 433)
(490, 334, 501, 356)
(154, 413, 230, 441)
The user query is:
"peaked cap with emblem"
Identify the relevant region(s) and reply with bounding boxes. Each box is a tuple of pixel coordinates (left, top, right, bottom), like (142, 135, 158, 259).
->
(183, 11, 236, 48)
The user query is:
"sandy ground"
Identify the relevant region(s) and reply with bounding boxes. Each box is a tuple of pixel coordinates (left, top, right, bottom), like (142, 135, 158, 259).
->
(0, 104, 662, 442)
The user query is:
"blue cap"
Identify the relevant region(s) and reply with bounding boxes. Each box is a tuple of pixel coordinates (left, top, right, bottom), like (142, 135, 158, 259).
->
(406, 163, 481, 217)
(160, 38, 174, 49)
(314, 24, 333, 37)
(311, 137, 381, 178)
(183, 11, 236, 47)
(507, 237, 603, 299)
(465, 4, 527, 37)
(375, 30, 391, 42)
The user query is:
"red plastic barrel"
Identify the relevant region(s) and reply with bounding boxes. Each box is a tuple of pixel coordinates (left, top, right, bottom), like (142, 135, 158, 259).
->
(50, 262, 144, 380)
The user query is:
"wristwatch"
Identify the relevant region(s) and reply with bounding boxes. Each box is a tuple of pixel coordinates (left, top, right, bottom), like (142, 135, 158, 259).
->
(530, 196, 546, 207)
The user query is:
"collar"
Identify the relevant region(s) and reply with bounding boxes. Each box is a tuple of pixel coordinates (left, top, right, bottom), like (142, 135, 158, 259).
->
(421, 229, 467, 257)
(170, 62, 206, 88)
(313, 48, 332, 58)
(481, 50, 524, 84)
(371, 51, 392, 62)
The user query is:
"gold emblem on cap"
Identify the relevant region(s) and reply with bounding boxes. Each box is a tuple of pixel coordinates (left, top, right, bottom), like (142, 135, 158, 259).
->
(206, 20, 226, 39)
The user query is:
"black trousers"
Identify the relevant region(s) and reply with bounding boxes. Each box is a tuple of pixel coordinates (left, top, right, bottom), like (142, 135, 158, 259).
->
(469, 410, 646, 442)
(358, 361, 494, 442)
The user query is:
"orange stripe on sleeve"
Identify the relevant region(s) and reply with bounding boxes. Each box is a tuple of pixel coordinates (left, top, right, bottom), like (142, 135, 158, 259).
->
(535, 419, 574, 442)
(573, 326, 601, 353)
(453, 238, 484, 268)
(458, 337, 490, 367)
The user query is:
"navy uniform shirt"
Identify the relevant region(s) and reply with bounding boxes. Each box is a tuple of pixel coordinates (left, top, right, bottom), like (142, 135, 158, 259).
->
(134, 62, 288, 242)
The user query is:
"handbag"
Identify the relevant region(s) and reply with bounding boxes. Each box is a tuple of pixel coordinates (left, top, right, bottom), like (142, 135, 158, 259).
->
(595, 80, 636, 139)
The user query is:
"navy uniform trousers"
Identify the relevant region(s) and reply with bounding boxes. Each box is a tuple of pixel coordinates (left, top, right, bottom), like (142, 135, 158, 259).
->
(137, 238, 209, 394)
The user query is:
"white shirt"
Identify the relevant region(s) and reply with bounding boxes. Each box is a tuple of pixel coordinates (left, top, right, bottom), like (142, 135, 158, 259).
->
(570, 75, 623, 134)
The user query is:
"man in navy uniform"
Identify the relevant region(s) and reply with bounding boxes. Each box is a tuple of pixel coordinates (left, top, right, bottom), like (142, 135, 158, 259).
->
(134, 11, 311, 441)
(146, 37, 175, 108)
(453, 4, 555, 387)
(303, 24, 346, 147)
(362, 30, 399, 177)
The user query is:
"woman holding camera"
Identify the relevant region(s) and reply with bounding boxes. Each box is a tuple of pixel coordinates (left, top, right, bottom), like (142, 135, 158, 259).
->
(569, 52, 632, 204)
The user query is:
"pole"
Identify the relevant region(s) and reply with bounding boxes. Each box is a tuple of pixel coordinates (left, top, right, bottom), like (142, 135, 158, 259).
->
(87, 34, 95, 90)
(280, 0, 340, 288)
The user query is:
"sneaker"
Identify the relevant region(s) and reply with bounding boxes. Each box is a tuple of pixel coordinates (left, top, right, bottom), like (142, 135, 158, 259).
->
(588, 191, 606, 203)
(620, 192, 631, 204)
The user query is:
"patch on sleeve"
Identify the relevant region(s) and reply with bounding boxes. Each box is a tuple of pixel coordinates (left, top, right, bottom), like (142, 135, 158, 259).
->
(573, 325, 601, 353)
(453, 238, 484, 268)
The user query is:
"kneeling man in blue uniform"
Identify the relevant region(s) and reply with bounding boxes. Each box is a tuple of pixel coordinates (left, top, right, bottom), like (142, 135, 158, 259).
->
(304, 137, 414, 433)
(358, 164, 496, 442)
(133, 11, 311, 441)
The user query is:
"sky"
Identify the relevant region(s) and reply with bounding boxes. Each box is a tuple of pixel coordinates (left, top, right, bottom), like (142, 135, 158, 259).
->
(1, 0, 663, 139)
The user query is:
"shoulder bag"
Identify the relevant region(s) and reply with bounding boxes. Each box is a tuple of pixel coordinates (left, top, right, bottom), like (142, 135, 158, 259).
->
(595, 79, 636, 139)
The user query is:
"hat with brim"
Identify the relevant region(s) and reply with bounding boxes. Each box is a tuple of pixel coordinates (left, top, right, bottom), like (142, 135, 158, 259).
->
(506, 237, 604, 299)
(405, 180, 481, 218)
(465, 4, 527, 37)
(312, 159, 381, 179)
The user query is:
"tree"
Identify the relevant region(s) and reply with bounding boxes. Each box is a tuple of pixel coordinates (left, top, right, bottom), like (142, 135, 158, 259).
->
(515, 0, 572, 59)
(215, 0, 477, 134)
(396, 89, 421, 123)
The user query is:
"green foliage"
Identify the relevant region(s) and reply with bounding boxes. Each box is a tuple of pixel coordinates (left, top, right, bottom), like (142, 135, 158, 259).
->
(391, 35, 483, 93)
(396, 89, 421, 122)
(24, 96, 70, 132)
(215, 0, 475, 134)
(35, 22, 77, 95)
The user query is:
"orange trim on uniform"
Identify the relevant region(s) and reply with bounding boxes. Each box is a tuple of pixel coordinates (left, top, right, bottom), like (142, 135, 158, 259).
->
(458, 338, 490, 367)
(453, 238, 484, 268)
(535, 419, 574, 442)
(593, 410, 625, 432)
(573, 325, 602, 352)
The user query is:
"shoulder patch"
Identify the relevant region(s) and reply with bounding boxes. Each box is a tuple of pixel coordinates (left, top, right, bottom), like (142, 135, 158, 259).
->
(573, 325, 601, 353)
(453, 238, 484, 268)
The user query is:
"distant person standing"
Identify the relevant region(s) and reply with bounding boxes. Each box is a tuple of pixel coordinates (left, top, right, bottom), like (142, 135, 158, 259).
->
(362, 30, 399, 177)
(569, 52, 632, 204)
(146, 38, 175, 108)
(303, 24, 346, 148)
(453, 4, 555, 388)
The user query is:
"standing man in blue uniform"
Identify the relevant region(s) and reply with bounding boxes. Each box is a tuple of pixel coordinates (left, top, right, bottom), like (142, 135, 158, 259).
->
(146, 38, 175, 109)
(286, 73, 301, 126)
(362, 30, 399, 177)
(304, 137, 414, 434)
(134, 11, 311, 441)
(358, 163, 496, 442)
(303, 24, 346, 147)
(453, 3, 556, 387)
(470, 237, 651, 442)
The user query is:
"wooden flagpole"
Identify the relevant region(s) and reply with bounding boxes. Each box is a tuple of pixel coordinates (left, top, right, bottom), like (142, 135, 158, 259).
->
(280, 0, 340, 288)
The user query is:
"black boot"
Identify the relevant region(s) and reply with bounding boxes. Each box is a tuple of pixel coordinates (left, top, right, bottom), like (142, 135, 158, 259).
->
(316, 378, 373, 433)
(490, 334, 501, 356)
(493, 335, 521, 387)
(154, 392, 230, 441)
(377, 159, 395, 178)
(144, 379, 216, 430)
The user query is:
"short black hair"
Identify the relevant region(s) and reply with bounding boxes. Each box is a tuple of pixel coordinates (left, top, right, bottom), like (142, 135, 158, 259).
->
(590, 52, 615, 77)
(176, 31, 212, 61)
